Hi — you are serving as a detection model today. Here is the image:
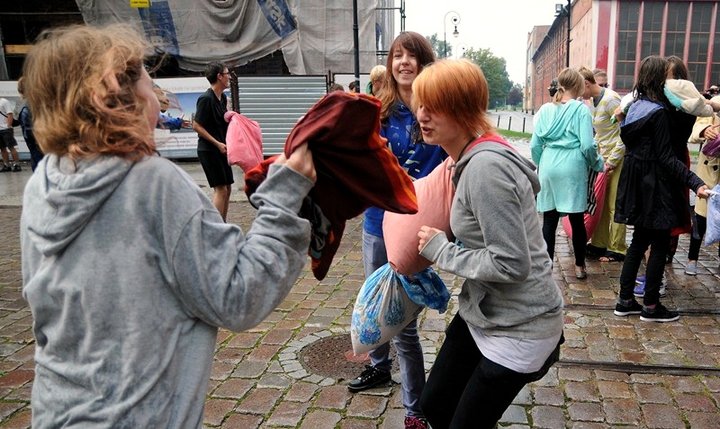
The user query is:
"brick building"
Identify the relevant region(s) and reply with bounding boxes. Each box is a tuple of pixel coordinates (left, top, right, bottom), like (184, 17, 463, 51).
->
(528, 0, 720, 113)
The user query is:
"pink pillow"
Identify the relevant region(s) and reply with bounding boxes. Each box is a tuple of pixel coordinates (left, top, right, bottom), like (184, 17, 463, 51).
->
(383, 157, 455, 275)
(225, 111, 263, 171)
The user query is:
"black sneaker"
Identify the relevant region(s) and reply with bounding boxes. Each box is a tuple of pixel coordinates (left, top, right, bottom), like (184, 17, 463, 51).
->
(0, 165, 10, 172)
(614, 299, 642, 316)
(348, 365, 391, 392)
(11, 163, 21, 172)
(640, 303, 680, 323)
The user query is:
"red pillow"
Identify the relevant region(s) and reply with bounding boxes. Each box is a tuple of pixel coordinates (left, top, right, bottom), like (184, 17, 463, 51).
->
(383, 157, 455, 275)
(245, 91, 418, 280)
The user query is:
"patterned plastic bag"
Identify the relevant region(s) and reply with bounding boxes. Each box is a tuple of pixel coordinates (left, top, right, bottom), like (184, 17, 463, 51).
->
(350, 263, 421, 354)
(703, 184, 720, 246)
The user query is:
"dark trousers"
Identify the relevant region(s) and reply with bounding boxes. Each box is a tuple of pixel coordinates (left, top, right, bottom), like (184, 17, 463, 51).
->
(542, 210, 586, 266)
(619, 226, 670, 305)
(688, 214, 720, 260)
(420, 315, 559, 429)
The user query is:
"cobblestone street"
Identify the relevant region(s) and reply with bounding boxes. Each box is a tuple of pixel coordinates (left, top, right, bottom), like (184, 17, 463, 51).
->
(1, 161, 719, 428)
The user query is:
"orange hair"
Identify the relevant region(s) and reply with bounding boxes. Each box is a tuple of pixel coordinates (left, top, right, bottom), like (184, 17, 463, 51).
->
(411, 59, 494, 137)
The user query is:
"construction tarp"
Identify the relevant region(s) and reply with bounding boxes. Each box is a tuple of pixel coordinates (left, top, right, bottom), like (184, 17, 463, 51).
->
(74, 0, 378, 75)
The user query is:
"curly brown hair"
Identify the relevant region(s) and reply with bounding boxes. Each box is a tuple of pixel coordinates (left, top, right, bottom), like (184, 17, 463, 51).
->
(22, 24, 156, 160)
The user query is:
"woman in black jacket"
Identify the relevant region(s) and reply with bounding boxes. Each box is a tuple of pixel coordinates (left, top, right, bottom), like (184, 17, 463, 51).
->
(613, 55, 709, 323)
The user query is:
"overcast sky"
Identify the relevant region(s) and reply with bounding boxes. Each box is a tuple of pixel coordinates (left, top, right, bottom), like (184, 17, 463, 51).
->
(398, 0, 565, 84)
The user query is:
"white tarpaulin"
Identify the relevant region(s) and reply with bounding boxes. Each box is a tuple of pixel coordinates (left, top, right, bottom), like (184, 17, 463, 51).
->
(74, 0, 378, 75)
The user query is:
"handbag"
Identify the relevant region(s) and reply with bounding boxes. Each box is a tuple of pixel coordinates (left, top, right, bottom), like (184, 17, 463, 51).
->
(702, 135, 720, 158)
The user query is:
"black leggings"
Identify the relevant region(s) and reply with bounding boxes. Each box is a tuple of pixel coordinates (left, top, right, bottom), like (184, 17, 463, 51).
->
(542, 210, 586, 266)
(420, 315, 560, 429)
(688, 214, 720, 260)
(619, 226, 670, 305)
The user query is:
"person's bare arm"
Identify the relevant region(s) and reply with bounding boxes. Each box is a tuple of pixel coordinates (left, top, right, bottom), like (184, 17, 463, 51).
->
(192, 120, 226, 154)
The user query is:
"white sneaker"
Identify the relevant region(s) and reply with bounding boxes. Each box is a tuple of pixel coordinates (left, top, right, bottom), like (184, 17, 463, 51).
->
(684, 261, 698, 276)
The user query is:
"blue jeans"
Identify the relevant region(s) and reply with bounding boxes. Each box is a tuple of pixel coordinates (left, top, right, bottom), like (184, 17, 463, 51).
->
(362, 230, 426, 418)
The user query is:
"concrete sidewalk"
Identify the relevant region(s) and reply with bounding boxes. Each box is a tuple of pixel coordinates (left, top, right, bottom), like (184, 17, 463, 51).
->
(1, 157, 720, 428)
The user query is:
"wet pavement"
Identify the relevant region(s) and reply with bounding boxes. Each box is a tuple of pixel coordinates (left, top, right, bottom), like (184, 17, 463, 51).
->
(1, 146, 719, 428)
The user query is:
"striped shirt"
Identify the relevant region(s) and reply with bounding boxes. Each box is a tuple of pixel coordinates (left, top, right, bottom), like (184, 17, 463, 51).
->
(590, 88, 625, 167)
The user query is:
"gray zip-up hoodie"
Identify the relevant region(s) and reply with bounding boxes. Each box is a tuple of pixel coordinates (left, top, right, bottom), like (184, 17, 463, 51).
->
(21, 154, 312, 428)
(420, 142, 563, 339)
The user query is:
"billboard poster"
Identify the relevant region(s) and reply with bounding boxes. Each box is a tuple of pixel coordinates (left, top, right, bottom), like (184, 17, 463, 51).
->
(0, 78, 225, 159)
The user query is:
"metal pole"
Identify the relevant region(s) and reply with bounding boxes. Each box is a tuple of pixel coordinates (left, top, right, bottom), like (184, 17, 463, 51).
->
(566, 0, 571, 67)
(352, 0, 360, 92)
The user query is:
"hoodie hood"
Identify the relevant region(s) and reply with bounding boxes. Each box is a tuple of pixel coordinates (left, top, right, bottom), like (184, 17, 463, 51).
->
(22, 154, 134, 256)
(454, 138, 540, 195)
(533, 100, 586, 141)
(622, 98, 663, 127)
(620, 98, 664, 143)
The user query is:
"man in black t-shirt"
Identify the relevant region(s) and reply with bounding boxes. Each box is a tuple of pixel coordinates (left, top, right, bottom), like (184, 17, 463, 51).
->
(193, 62, 234, 221)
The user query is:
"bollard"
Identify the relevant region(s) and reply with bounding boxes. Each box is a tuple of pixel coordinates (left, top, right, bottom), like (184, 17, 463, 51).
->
(508, 117, 512, 131)
(496, 116, 500, 127)
(522, 117, 526, 133)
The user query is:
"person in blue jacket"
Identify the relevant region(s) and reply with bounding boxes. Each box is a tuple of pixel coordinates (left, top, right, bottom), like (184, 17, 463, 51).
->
(348, 31, 445, 429)
(531, 68, 604, 280)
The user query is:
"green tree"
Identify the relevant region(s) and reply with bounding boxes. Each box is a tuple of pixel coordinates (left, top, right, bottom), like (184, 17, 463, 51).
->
(425, 33, 452, 59)
(464, 47, 511, 108)
(507, 83, 523, 106)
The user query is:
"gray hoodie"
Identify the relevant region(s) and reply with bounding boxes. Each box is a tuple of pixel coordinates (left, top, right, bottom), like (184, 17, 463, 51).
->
(21, 154, 312, 428)
(420, 142, 564, 339)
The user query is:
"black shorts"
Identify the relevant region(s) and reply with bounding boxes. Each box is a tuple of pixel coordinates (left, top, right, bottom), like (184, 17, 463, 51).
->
(198, 149, 234, 188)
(0, 129, 17, 150)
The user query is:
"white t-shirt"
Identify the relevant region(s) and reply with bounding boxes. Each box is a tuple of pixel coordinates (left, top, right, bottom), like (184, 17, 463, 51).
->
(0, 98, 14, 131)
(468, 324, 562, 374)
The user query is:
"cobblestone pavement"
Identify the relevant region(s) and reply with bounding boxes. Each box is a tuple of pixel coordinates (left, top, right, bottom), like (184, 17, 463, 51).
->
(1, 162, 720, 428)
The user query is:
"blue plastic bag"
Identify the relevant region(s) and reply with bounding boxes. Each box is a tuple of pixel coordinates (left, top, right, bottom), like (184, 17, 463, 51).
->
(398, 267, 450, 313)
(350, 264, 450, 354)
(350, 263, 421, 354)
(704, 184, 720, 246)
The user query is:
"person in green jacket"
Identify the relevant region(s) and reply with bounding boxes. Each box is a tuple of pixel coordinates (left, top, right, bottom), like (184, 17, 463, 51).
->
(531, 68, 605, 280)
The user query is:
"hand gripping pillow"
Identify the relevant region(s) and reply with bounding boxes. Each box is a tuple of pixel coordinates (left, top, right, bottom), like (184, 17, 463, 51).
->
(383, 157, 455, 275)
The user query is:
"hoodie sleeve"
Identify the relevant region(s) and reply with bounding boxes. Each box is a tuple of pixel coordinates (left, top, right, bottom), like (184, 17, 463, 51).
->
(530, 131, 544, 166)
(653, 110, 705, 192)
(530, 105, 546, 165)
(420, 153, 532, 283)
(169, 164, 312, 331)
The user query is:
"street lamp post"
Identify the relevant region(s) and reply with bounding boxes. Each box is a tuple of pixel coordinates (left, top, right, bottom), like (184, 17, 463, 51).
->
(555, 1, 571, 67)
(443, 11, 460, 59)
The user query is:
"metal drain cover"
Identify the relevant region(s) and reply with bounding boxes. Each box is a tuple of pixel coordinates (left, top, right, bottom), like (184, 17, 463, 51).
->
(298, 333, 398, 381)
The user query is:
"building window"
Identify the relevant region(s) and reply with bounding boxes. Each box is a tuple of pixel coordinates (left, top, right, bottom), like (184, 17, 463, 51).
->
(616, 1, 641, 91)
(688, 2, 714, 84)
(713, 5, 720, 86)
(640, 2, 664, 58)
(664, 2, 688, 58)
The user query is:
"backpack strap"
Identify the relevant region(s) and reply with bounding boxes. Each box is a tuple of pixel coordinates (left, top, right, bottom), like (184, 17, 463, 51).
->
(461, 134, 516, 156)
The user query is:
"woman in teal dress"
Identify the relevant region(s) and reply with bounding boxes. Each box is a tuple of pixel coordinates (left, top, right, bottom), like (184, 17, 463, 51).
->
(531, 68, 604, 279)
